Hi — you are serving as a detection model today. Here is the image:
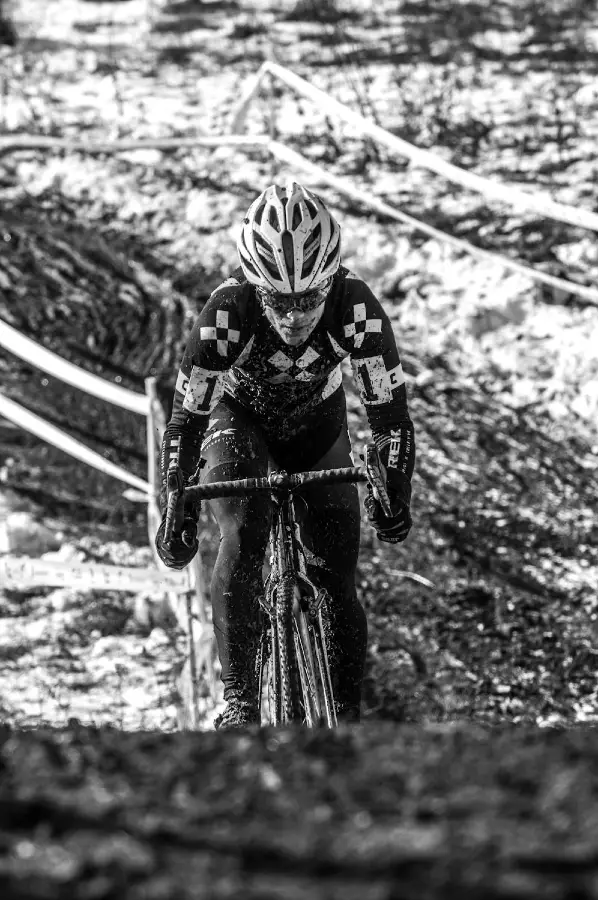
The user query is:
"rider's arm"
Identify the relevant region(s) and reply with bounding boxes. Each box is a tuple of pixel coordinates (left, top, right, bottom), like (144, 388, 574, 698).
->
(341, 274, 415, 506)
(159, 281, 250, 508)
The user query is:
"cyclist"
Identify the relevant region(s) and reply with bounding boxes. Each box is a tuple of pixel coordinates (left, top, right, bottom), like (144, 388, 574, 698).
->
(156, 181, 416, 729)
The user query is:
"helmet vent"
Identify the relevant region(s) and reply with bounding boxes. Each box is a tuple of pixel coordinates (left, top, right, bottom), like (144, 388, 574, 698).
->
(268, 206, 281, 231)
(301, 224, 321, 277)
(255, 233, 275, 262)
(242, 256, 259, 277)
(282, 231, 296, 279)
(306, 222, 321, 250)
(323, 241, 339, 272)
(292, 204, 303, 229)
(255, 235, 279, 278)
(253, 203, 265, 226)
(256, 242, 281, 279)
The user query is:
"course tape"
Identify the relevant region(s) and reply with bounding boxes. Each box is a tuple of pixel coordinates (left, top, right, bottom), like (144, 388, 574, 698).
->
(0, 134, 270, 156)
(229, 69, 270, 135)
(262, 62, 598, 234)
(0, 556, 189, 592)
(0, 319, 149, 415)
(4, 131, 593, 302)
(268, 141, 598, 306)
(0, 392, 151, 493)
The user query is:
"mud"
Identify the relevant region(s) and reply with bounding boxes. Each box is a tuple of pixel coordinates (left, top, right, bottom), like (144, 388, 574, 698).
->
(2, 724, 598, 899)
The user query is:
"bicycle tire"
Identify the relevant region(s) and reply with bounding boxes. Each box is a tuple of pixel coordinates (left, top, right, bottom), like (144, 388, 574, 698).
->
(256, 621, 268, 723)
(312, 609, 337, 727)
(294, 603, 321, 726)
(294, 601, 337, 728)
(276, 576, 302, 723)
(256, 599, 297, 726)
(257, 593, 339, 727)
(257, 613, 281, 726)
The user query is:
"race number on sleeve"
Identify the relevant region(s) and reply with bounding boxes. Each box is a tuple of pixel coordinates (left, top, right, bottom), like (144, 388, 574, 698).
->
(351, 356, 405, 405)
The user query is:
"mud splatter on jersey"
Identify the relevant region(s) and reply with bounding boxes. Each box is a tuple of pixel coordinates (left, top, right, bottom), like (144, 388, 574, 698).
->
(161, 266, 415, 487)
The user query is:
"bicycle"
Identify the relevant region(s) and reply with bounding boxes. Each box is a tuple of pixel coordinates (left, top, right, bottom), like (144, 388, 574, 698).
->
(163, 445, 391, 727)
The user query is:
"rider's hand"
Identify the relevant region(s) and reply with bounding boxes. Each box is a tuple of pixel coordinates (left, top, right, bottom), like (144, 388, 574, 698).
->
(156, 469, 201, 570)
(365, 465, 412, 544)
(365, 488, 412, 543)
(155, 510, 199, 569)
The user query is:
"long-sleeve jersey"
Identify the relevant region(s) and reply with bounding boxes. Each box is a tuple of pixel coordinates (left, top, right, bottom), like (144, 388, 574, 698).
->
(160, 265, 415, 501)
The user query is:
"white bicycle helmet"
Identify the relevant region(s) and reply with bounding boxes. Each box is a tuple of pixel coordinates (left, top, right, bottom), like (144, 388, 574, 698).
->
(237, 180, 341, 293)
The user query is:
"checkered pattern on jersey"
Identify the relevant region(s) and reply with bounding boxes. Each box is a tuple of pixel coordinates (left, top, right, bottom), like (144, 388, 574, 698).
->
(200, 309, 240, 358)
(267, 347, 322, 382)
(343, 302, 382, 350)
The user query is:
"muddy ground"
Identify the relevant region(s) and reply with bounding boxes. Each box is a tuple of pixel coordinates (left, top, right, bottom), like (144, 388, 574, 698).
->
(3, 724, 598, 899)
(1, 0, 598, 895)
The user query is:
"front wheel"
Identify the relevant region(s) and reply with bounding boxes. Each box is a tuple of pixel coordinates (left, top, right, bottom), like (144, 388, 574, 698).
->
(294, 597, 337, 728)
(257, 577, 301, 725)
(258, 578, 338, 727)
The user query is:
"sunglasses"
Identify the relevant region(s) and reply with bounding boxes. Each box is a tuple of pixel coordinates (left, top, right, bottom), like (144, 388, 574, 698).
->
(257, 278, 332, 314)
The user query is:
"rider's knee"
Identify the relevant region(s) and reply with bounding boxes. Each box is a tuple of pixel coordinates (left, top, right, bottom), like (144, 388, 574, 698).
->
(218, 516, 270, 560)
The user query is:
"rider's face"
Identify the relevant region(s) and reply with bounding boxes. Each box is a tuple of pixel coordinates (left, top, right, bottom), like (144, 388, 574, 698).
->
(263, 302, 326, 346)
(258, 279, 331, 346)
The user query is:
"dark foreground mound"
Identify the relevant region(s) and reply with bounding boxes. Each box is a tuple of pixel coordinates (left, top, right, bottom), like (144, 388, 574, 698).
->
(1, 724, 597, 899)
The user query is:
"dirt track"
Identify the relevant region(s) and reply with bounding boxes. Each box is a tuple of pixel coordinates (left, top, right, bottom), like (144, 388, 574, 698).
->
(2, 723, 598, 899)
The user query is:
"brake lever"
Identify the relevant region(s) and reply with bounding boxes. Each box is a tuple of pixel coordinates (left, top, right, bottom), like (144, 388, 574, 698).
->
(364, 444, 393, 517)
